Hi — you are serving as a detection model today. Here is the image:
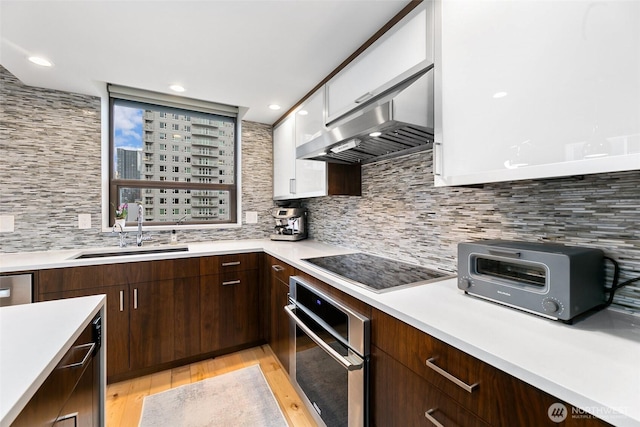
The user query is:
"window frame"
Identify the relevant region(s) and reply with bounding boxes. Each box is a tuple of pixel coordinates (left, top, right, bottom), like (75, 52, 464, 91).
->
(107, 86, 241, 229)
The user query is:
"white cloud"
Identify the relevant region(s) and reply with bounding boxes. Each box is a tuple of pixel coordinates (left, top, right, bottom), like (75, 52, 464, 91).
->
(114, 106, 143, 148)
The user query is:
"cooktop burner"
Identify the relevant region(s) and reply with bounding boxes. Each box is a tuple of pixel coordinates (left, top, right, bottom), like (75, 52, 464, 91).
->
(302, 252, 454, 292)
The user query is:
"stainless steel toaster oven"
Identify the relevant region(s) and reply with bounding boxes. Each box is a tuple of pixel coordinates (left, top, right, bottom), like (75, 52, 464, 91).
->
(458, 240, 606, 321)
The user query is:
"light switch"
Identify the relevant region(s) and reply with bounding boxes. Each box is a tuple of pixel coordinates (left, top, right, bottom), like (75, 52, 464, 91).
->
(245, 211, 258, 224)
(78, 214, 91, 229)
(0, 215, 14, 232)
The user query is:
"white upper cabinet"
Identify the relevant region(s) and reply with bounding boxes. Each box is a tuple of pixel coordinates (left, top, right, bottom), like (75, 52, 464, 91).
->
(325, 1, 434, 125)
(434, 0, 640, 187)
(273, 111, 327, 201)
(295, 90, 325, 147)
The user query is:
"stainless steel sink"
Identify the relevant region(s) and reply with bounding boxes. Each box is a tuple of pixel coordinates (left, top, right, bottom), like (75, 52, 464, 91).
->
(71, 246, 189, 259)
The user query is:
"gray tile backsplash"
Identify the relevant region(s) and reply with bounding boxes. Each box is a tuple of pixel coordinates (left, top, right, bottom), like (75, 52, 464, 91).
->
(0, 66, 273, 252)
(303, 151, 640, 316)
(2, 65, 638, 316)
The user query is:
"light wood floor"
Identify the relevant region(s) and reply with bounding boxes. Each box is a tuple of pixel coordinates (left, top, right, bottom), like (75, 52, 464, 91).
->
(106, 345, 317, 426)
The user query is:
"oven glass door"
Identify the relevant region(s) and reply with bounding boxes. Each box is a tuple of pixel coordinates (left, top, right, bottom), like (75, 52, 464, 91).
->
(291, 306, 363, 427)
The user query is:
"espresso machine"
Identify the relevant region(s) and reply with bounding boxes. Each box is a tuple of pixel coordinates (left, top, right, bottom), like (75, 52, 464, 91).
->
(270, 207, 308, 241)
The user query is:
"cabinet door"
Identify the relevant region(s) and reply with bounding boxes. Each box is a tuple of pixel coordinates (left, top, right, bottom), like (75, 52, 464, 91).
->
(39, 286, 129, 379)
(200, 274, 220, 354)
(174, 276, 201, 360)
(269, 275, 291, 370)
(273, 115, 297, 199)
(273, 114, 328, 200)
(216, 270, 260, 349)
(129, 280, 175, 370)
(435, 0, 640, 187)
(326, 2, 432, 123)
(295, 89, 325, 147)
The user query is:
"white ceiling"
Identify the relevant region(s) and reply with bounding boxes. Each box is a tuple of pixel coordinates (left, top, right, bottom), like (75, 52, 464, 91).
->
(0, 0, 410, 124)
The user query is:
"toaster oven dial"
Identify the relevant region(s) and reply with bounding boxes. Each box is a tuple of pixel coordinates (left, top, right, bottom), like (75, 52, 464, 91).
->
(459, 276, 472, 289)
(542, 297, 563, 314)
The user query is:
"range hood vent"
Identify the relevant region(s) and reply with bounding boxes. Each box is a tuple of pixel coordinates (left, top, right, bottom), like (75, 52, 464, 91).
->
(297, 64, 434, 165)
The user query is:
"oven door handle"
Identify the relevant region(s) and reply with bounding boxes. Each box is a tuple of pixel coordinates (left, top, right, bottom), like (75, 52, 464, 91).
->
(285, 304, 364, 371)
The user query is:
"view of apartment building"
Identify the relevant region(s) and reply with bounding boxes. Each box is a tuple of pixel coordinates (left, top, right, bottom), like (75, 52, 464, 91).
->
(116, 109, 235, 223)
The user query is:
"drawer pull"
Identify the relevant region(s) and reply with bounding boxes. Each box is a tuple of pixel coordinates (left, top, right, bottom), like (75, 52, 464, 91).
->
(271, 265, 284, 272)
(222, 261, 241, 267)
(426, 357, 478, 393)
(222, 280, 241, 286)
(425, 409, 445, 427)
(59, 343, 95, 369)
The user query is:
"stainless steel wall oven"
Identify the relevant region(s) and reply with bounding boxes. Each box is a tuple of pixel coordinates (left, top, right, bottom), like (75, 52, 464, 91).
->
(286, 276, 370, 427)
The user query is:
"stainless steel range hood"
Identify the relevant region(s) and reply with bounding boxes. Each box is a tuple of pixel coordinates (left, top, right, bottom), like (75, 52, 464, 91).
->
(296, 64, 434, 164)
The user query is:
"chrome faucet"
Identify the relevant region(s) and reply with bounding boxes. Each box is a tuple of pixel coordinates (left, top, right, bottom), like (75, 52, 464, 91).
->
(112, 223, 128, 248)
(136, 203, 152, 246)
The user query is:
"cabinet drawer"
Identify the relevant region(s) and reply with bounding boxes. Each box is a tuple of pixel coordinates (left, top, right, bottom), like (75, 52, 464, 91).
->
(372, 346, 489, 427)
(268, 257, 295, 284)
(372, 309, 611, 426)
(12, 318, 97, 427)
(39, 266, 104, 294)
(200, 253, 259, 275)
(151, 257, 199, 280)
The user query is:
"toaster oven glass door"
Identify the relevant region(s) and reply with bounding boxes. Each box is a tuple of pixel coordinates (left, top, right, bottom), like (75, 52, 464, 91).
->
(474, 257, 547, 288)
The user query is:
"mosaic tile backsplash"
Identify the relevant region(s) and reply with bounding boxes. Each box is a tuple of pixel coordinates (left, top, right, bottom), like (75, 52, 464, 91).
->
(1, 65, 638, 315)
(303, 149, 640, 316)
(0, 66, 274, 252)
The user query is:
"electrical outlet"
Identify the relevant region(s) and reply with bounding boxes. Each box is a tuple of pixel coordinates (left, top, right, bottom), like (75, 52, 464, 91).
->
(0, 215, 15, 233)
(78, 214, 91, 229)
(245, 211, 258, 224)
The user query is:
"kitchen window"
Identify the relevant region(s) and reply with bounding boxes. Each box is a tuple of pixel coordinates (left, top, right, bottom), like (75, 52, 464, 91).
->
(108, 84, 240, 227)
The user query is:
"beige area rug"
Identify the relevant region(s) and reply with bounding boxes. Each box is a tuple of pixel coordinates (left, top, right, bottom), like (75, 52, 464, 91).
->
(138, 364, 289, 427)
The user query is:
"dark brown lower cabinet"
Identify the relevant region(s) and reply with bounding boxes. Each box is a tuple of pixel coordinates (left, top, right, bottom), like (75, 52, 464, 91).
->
(371, 308, 611, 427)
(372, 346, 490, 427)
(266, 256, 293, 371)
(200, 269, 260, 353)
(174, 276, 201, 360)
(129, 280, 175, 370)
(216, 270, 260, 349)
(12, 316, 100, 427)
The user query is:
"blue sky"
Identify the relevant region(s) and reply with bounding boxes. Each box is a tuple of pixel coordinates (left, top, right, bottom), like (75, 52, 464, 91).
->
(114, 105, 143, 150)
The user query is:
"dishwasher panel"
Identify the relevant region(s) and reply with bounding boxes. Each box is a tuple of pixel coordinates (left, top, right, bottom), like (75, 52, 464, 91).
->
(0, 274, 33, 307)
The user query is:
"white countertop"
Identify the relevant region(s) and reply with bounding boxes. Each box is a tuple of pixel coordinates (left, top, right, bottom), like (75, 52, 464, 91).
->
(0, 295, 105, 427)
(2, 239, 639, 426)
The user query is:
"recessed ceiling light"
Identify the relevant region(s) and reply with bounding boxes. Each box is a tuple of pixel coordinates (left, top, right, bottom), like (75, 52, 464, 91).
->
(297, 110, 308, 116)
(493, 91, 508, 99)
(28, 56, 53, 67)
(268, 104, 281, 110)
(170, 85, 185, 93)
(369, 131, 382, 137)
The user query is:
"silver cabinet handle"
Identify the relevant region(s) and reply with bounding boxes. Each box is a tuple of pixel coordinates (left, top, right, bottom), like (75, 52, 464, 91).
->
(426, 357, 478, 393)
(133, 288, 138, 309)
(119, 290, 124, 311)
(0, 288, 10, 298)
(289, 178, 296, 194)
(425, 409, 445, 427)
(222, 280, 240, 286)
(271, 265, 284, 272)
(354, 91, 373, 104)
(221, 261, 241, 267)
(433, 142, 443, 176)
(285, 304, 363, 371)
(59, 343, 95, 369)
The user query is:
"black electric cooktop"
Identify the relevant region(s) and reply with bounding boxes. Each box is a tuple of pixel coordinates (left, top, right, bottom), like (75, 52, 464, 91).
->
(302, 252, 453, 293)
